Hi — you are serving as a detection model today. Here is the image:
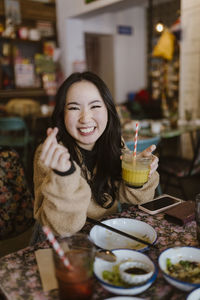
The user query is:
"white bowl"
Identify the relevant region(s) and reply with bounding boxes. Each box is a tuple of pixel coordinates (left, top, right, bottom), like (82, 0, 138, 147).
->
(93, 249, 157, 296)
(89, 218, 157, 252)
(158, 247, 200, 292)
(187, 287, 200, 300)
(119, 260, 154, 285)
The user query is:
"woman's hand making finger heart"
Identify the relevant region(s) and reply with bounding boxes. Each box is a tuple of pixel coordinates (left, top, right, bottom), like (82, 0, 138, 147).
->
(40, 127, 71, 172)
(140, 144, 159, 177)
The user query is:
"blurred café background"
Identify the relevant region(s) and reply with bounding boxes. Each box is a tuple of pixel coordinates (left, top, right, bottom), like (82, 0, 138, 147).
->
(1, 0, 200, 224)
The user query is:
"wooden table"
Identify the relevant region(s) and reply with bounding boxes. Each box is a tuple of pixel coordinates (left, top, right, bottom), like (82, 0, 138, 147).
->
(0, 205, 198, 300)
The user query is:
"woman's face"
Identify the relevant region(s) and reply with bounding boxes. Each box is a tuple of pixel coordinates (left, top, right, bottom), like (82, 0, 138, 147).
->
(64, 80, 108, 150)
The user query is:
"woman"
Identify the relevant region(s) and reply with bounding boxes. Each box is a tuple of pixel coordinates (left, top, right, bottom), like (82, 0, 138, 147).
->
(31, 71, 159, 244)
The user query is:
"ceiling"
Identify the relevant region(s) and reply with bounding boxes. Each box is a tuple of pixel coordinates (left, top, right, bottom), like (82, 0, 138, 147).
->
(75, 0, 175, 19)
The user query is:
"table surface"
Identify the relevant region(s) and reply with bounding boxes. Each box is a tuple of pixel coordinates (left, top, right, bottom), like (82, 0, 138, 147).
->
(0, 205, 199, 300)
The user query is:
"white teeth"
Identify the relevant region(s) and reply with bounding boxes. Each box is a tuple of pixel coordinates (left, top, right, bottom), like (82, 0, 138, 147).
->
(79, 127, 94, 133)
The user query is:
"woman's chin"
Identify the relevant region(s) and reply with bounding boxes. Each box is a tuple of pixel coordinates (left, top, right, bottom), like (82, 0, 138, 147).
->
(76, 140, 96, 151)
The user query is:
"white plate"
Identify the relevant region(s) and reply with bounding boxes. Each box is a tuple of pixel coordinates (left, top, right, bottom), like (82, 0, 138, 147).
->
(187, 287, 200, 300)
(89, 218, 157, 252)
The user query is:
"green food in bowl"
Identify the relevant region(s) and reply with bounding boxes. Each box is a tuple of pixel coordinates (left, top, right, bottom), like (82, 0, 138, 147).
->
(102, 263, 143, 287)
(102, 265, 125, 286)
(166, 258, 200, 284)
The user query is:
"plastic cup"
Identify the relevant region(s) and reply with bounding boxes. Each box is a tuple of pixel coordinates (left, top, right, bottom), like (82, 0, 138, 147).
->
(122, 149, 152, 188)
(53, 233, 95, 300)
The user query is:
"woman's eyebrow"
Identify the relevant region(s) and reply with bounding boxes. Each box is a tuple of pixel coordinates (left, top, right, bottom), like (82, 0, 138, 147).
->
(66, 100, 101, 106)
(89, 100, 102, 104)
(66, 101, 79, 106)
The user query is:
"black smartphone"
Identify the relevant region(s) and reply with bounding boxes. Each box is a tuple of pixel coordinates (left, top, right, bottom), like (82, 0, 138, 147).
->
(138, 194, 183, 215)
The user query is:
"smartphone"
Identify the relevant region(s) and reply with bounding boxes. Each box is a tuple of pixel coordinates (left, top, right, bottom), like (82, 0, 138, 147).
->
(138, 194, 183, 215)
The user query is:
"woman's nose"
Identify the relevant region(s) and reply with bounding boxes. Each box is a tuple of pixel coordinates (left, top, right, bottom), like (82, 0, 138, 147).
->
(79, 109, 92, 122)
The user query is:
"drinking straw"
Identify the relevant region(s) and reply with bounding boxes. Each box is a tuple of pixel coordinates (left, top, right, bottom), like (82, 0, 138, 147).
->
(133, 122, 139, 158)
(42, 226, 72, 270)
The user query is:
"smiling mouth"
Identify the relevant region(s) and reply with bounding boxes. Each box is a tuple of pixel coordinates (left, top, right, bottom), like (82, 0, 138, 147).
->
(79, 127, 95, 134)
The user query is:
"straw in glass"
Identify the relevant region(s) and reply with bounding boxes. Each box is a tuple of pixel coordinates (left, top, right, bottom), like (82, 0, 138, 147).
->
(42, 226, 73, 270)
(133, 122, 139, 158)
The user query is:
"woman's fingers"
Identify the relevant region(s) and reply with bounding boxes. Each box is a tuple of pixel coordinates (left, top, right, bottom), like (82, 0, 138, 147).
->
(149, 155, 159, 177)
(40, 127, 72, 172)
(41, 141, 71, 172)
(43, 142, 58, 167)
(141, 144, 156, 157)
(51, 147, 71, 172)
(40, 127, 58, 160)
(139, 144, 159, 177)
(58, 152, 72, 172)
(47, 127, 54, 136)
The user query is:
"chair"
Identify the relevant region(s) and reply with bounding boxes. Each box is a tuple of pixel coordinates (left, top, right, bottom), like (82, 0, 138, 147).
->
(0, 226, 34, 258)
(0, 147, 34, 245)
(159, 134, 200, 200)
(0, 117, 31, 167)
(125, 136, 162, 196)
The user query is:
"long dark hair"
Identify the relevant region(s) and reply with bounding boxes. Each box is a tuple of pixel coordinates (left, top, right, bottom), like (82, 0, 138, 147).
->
(52, 71, 123, 208)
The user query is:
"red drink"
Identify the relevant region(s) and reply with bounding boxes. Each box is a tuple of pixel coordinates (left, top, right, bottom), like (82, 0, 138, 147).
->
(56, 268, 94, 300)
(53, 235, 95, 300)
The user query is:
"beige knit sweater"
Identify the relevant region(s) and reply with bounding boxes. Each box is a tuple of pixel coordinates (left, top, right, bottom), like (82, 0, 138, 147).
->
(33, 145, 159, 237)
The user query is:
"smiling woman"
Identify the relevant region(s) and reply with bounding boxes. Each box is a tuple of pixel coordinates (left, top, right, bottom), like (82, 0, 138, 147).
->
(30, 71, 159, 245)
(64, 81, 108, 151)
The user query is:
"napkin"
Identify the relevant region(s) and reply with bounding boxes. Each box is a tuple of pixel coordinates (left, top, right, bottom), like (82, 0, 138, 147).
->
(35, 248, 58, 291)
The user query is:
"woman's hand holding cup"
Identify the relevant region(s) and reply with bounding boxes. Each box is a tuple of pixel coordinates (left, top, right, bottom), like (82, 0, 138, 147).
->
(140, 145, 159, 177)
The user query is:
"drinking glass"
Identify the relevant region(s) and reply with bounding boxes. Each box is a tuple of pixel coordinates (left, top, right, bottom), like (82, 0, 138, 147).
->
(53, 233, 95, 300)
(122, 149, 152, 188)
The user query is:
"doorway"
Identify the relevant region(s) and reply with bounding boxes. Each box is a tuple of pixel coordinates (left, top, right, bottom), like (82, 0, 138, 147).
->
(85, 33, 115, 99)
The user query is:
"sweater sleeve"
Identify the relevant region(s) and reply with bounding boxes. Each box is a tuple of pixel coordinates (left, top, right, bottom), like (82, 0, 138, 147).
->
(118, 171, 160, 205)
(33, 145, 91, 236)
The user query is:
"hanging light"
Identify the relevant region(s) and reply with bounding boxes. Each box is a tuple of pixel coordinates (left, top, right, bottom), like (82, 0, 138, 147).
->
(155, 21, 164, 33)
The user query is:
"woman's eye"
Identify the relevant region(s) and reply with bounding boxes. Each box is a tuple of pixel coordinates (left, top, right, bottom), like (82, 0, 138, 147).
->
(91, 105, 101, 109)
(68, 107, 79, 110)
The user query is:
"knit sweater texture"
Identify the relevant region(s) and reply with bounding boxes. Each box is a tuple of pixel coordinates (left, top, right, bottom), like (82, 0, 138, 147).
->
(33, 144, 159, 237)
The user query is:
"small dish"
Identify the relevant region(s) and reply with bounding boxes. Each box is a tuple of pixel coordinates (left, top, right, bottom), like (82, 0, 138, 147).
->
(93, 249, 157, 296)
(119, 260, 154, 285)
(159, 246, 200, 292)
(89, 218, 157, 252)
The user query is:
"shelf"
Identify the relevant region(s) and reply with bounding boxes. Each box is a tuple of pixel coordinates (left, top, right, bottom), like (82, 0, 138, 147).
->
(0, 0, 57, 105)
(0, 36, 56, 46)
(0, 0, 56, 22)
(0, 88, 47, 99)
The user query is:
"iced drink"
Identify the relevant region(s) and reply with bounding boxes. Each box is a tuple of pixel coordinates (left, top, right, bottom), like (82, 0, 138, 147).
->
(122, 149, 152, 187)
(53, 234, 95, 300)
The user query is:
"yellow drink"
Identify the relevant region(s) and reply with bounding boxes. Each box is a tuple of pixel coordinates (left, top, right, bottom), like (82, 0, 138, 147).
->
(122, 150, 151, 187)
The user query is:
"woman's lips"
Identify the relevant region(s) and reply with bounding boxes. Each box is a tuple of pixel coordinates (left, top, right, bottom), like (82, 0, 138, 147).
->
(78, 127, 95, 135)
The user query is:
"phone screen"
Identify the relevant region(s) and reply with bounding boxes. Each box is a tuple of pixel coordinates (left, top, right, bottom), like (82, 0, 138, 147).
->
(140, 197, 180, 211)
